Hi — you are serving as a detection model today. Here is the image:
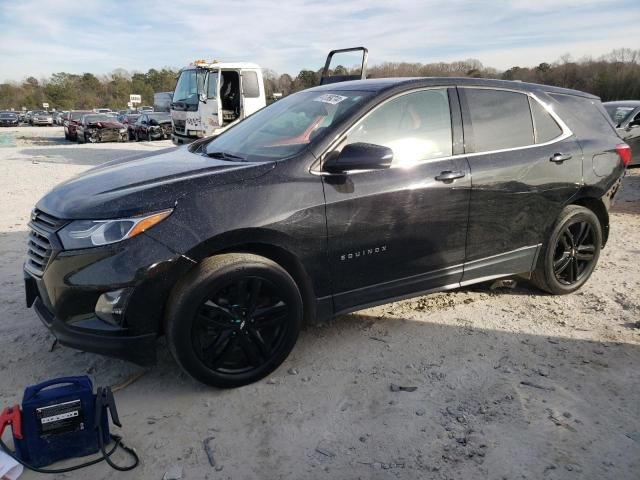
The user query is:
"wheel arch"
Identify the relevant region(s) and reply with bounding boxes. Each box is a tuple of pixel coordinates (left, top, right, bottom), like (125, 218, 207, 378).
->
(569, 195, 609, 247)
(184, 229, 319, 324)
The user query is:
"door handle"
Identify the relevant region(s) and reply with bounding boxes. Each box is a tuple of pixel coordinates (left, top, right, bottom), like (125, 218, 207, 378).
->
(550, 153, 572, 163)
(435, 170, 466, 182)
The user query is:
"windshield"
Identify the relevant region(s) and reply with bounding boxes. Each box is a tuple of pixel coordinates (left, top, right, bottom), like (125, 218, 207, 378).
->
(205, 90, 373, 161)
(0, 113, 17, 118)
(604, 104, 636, 126)
(70, 111, 89, 120)
(173, 69, 207, 105)
(84, 114, 115, 123)
(148, 113, 170, 122)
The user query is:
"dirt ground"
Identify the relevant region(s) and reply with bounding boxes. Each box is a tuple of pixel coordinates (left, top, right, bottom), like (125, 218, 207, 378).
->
(1, 127, 638, 480)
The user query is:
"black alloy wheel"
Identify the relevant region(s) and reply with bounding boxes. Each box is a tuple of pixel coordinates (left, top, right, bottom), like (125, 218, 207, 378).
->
(552, 220, 596, 285)
(165, 253, 303, 388)
(192, 277, 289, 374)
(532, 205, 602, 294)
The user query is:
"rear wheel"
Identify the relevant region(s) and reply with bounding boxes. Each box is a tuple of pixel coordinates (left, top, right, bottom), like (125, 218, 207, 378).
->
(532, 205, 601, 294)
(165, 253, 303, 388)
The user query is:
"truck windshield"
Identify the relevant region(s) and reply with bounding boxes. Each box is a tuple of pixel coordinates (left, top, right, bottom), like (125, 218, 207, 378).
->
(173, 69, 207, 105)
(205, 90, 372, 162)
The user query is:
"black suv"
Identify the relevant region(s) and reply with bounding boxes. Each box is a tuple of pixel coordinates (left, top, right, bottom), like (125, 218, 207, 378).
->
(25, 77, 629, 387)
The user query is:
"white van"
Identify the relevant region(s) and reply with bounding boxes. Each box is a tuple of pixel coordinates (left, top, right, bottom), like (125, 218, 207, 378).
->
(171, 61, 266, 144)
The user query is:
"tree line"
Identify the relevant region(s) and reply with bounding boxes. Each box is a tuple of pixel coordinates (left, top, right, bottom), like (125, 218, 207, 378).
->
(1, 48, 638, 111)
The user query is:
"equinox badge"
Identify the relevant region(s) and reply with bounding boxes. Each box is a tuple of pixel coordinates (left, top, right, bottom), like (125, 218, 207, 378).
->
(340, 245, 387, 261)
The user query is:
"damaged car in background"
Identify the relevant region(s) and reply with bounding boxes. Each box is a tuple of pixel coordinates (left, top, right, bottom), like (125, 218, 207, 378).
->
(76, 113, 128, 143)
(131, 112, 172, 141)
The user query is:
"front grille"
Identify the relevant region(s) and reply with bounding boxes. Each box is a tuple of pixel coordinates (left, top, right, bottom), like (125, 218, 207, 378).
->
(26, 209, 65, 276)
(173, 119, 185, 134)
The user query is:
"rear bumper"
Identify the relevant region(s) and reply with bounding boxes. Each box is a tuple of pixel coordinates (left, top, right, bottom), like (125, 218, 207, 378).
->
(31, 293, 157, 365)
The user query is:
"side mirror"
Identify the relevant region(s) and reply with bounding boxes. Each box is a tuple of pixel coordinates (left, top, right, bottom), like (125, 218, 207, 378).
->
(323, 142, 393, 173)
(199, 93, 207, 104)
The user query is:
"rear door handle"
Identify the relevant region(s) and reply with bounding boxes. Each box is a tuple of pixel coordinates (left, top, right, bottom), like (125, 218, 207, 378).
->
(435, 170, 465, 182)
(550, 153, 572, 163)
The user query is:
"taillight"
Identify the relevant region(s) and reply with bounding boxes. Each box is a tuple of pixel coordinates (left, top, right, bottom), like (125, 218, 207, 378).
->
(616, 143, 632, 168)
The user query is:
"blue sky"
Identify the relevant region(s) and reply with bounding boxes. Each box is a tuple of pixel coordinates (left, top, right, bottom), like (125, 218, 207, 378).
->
(0, 0, 638, 82)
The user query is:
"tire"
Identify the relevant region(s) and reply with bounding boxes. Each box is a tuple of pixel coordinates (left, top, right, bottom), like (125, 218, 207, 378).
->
(531, 205, 602, 295)
(165, 253, 303, 388)
(134, 131, 139, 142)
(77, 132, 84, 144)
(64, 131, 69, 140)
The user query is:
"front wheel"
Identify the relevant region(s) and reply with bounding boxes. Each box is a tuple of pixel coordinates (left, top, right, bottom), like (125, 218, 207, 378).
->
(165, 253, 303, 388)
(532, 205, 602, 295)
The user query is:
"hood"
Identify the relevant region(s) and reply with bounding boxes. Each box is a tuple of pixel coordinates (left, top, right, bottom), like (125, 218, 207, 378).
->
(87, 120, 124, 129)
(37, 147, 276, 219)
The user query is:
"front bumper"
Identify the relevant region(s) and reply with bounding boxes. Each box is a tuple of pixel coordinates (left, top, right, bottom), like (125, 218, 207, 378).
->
(30, 292, 158, 365)
(24, 232, 193, 365)
(171, 132, 198, 145)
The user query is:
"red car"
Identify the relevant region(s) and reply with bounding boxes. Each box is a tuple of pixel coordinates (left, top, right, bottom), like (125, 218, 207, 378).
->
(64, 111, 91, 141)
(131, 113, 172, 141)
(117, 113, 140, 140)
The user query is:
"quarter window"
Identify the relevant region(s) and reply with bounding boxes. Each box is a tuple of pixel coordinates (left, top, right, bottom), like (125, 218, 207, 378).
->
(344, 89, 453, 167)
(530, 98, 563, 143)
(462, 89, 534, 152)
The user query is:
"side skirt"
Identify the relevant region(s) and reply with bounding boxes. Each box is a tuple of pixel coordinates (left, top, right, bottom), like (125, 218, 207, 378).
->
(317, 244, 541, 320)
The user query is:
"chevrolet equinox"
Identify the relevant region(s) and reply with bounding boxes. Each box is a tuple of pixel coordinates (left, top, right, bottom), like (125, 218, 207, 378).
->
(25, 78, 630, 387)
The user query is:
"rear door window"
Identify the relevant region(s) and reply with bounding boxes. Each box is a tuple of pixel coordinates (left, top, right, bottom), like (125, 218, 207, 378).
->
(529, 98, 563, 143)
(461, 88, 534, 152)
(344, 88, 453, 167)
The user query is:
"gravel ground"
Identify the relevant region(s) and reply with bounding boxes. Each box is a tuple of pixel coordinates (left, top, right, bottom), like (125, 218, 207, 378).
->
(0, 127, 639, 480)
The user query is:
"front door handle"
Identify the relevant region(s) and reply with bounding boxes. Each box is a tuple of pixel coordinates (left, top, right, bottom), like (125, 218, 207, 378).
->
(435, 170, 466, 182)
(550, 153, 572, 163)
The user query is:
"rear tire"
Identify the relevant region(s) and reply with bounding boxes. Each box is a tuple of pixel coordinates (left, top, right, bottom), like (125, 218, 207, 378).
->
(531, 205, 602, 295)
(165, 253, 303, 388)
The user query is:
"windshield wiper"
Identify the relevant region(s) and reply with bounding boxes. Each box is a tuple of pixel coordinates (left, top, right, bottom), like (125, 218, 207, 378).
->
(205, 151, 247, 162)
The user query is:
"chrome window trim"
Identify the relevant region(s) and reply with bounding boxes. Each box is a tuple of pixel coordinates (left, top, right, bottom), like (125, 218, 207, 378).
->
(311, 85, 574, 176)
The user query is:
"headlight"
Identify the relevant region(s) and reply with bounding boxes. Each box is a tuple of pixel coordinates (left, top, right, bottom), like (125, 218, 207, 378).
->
(58, 209, 173, 249)
(119, 128, 126, 133)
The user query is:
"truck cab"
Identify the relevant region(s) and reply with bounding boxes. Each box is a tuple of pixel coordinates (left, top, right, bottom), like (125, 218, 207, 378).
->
(171, 61, 266, 144)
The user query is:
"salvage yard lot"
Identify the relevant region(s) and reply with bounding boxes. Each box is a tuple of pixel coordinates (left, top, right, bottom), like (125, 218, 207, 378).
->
(1, 127, 639, 479)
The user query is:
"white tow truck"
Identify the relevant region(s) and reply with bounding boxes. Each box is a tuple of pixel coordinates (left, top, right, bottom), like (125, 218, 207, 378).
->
(170, 48, 369, 145)
(170, 60, 266, 144)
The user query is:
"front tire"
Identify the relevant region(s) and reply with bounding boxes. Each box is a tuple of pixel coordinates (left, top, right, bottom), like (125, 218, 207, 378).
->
(532, 205, 602, 295)
(165, 253, 303, 388)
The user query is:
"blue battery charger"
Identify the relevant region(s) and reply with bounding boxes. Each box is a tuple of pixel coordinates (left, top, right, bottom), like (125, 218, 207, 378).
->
(0, 375, 138, 473)
(14, 376, 110, 468)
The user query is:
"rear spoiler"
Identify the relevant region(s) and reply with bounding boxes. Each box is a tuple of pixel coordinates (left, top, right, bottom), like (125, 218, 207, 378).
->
(319, 47, 368, 85)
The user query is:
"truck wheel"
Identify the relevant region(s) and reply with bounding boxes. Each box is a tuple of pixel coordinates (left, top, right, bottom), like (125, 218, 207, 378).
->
(531, 205, 601, 295)
(165, 253, 303, 388)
